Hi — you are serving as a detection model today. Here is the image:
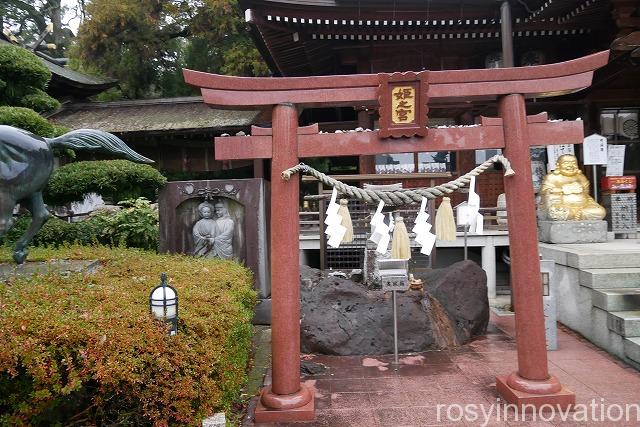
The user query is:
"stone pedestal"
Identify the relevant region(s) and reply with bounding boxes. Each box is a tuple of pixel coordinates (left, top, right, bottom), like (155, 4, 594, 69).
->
(602, 193, 637, 238)
(0, 259, 100, 280)
(538, 220, 607, 244)
(496, 375, 575, 410)
(362, 240, 390, 290)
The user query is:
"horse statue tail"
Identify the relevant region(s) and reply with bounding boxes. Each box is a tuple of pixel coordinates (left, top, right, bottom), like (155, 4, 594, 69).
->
(46, 129, 153, 163)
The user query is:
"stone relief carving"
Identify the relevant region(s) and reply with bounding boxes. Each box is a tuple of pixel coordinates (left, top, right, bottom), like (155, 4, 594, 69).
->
(180, 183, 239, 199)
(192, 198, 235, 259)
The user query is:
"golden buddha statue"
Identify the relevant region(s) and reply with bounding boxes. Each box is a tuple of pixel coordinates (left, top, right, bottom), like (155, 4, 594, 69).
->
(539, 154, 606, 221)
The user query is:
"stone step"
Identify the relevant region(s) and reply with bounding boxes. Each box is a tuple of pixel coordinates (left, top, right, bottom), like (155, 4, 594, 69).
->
(607, 311, 640, 337)
(592, 288, 640, 312)
(539, 242, 640, 269)
(624, 337, 640, 365)
(580, 268, 640, 289)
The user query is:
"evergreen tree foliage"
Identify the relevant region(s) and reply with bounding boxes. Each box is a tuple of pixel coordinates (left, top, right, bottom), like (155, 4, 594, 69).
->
(74, 0, 269, 99)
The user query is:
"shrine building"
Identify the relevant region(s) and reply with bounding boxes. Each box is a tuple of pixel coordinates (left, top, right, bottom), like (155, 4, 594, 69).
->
(239, 0, 638, 201)
(232, 0, 640, 290)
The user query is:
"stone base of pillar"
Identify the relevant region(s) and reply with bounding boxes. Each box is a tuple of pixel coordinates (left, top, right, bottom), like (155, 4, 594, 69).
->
(254, 384, 315, 423)
(496, 374, 575, 411)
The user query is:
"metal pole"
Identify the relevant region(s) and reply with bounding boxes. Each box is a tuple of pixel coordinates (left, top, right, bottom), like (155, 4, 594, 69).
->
(392, 290, 399, 368)
(592, 164, 599, 203)
(428, 199, 435, 268)
(463, 225, 469, 260)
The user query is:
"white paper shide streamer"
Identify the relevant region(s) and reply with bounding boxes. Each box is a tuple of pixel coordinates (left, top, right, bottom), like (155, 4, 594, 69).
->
(369, 200, 391, 254)
(456, 176, 484, 235)
(413, 197, 436, 255)
(324, 188, 347, 248)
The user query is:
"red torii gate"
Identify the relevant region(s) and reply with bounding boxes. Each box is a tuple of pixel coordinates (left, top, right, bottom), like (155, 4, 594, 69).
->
(184, 51, 609, 423)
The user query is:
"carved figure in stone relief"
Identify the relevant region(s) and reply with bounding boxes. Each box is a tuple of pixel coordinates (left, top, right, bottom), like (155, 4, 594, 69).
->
(192, 201, 218, 257)
(192, 199, 235, 259)
(212, 200, 234, 259)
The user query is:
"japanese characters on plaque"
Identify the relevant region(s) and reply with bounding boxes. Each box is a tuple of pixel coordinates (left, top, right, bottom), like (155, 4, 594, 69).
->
(378, 71, 429, 139)
(392, 86, 416, 123)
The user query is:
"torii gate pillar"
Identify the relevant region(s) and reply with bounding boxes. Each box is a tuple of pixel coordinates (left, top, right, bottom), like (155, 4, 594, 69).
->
(496, 94, 573, 407)
(255, 103, 315, 422)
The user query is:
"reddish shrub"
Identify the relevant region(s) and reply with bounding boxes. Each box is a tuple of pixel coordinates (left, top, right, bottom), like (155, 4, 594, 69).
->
(0, 245, 255, 426)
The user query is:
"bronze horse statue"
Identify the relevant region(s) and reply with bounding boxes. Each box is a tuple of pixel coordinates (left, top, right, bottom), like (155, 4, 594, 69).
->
(0, 125, 153, 263)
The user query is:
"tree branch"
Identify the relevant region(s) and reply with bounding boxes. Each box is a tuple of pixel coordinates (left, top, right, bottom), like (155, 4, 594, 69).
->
(167, 27, 191, 39)
(4, 0, 47, 31)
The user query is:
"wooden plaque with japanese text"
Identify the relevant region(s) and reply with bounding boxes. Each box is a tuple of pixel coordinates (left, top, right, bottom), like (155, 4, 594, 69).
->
(377, 71, 429, 139)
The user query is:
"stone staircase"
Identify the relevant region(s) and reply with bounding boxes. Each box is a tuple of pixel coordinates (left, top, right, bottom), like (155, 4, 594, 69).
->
(591, 277, 640, 367)
(540, 242, 640, 369)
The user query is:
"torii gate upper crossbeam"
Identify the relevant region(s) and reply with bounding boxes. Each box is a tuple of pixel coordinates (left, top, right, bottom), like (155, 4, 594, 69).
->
(184, 51, 610, 423)
(184, 51, 608, 108)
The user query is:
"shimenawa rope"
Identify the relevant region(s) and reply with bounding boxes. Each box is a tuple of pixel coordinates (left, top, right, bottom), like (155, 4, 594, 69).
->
(281, 154, 515, 206)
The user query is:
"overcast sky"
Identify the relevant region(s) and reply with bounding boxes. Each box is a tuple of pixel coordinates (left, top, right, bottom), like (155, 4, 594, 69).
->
(62, 0, 82, 34)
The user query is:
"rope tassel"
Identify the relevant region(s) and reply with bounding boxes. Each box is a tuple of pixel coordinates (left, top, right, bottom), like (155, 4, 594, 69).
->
(338, 199, 354, 243)
(435, 197, 457, 241)
(391, 216, 411, 259)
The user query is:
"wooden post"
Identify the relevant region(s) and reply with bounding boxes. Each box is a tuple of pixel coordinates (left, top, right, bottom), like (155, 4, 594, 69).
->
(255, 103, 314, 422)
(496, 94, 575, 408)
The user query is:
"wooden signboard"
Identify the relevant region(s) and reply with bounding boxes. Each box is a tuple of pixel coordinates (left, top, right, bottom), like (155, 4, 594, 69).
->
(377, 71, 429, 138)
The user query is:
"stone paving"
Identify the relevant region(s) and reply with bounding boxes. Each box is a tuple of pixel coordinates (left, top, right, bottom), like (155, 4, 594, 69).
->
(247, 313, 640, 426)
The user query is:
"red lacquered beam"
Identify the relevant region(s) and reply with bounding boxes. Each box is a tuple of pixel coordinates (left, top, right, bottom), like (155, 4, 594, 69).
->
(528, 120, 585, 146)
(197, 72, 598, 109)
(214, 120, 585, 161)
(214, 125, 505, 160)
(297, 126, 505, 157)
(215, 135, 272, 160)
(184, 51, 608, 92)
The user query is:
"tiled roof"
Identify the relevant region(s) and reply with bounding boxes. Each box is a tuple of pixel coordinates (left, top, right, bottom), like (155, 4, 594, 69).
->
(50, 97, 268, 133)
(1, 37, 115, 85)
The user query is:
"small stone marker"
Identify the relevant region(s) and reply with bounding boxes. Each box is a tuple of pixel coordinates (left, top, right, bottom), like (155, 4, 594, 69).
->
(202, 412, 225, 427)
(540, 259, 557, 351)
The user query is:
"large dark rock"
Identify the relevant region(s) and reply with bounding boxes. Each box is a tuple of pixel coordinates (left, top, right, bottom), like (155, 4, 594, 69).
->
(418, 260, 490, 343)
(300, 261, 488, 355)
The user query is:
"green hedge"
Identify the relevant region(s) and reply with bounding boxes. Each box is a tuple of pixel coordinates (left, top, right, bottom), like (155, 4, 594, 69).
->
(0, 106, 67, 137)
(1, 215, 101, 248)
(0, 245, 256, 426)
(0, 45, 60, 112)
(95, 198, 159, 250)
(2, 198, 159, 252)
(45, 160, 167, 205)
(20, 88, 61, 112)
